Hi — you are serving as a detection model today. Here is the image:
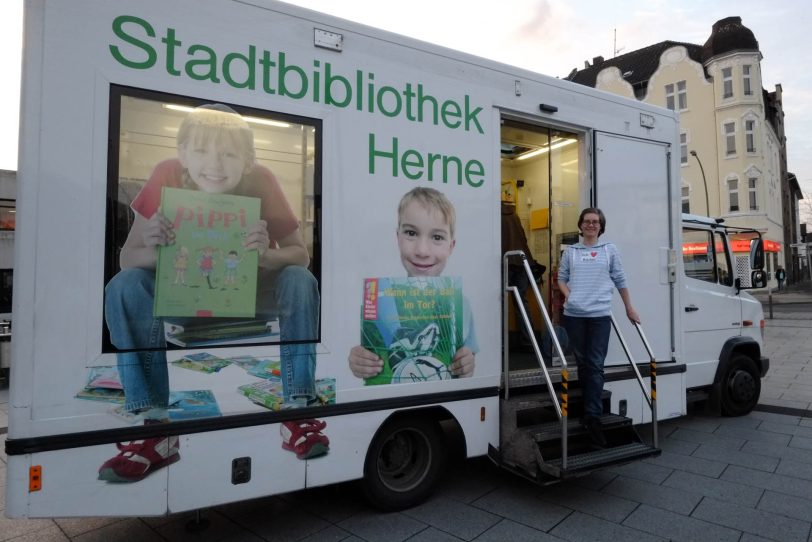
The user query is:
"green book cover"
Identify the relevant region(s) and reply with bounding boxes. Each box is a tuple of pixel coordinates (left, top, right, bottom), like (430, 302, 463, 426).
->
(361, 277, 463, 385)
(154, 187, 260, 317)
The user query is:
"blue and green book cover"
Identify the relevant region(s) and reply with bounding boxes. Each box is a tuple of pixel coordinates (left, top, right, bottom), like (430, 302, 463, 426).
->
(361, 276, 462, 385)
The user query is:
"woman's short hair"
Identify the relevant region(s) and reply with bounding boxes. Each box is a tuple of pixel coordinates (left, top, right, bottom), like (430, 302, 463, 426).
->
(578, 207, 606, 236)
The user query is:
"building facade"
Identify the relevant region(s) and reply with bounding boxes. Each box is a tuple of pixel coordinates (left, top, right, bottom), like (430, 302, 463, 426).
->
(566, 17, 794, 287)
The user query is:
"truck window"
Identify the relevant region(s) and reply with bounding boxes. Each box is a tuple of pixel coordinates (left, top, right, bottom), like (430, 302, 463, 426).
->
(682, 228, 733, 286)
(103, 86, 321, 354)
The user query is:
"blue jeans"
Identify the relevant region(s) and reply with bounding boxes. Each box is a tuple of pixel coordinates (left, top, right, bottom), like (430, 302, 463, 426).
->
(564, 315, 611, 419)
(105, 266, 319, 412)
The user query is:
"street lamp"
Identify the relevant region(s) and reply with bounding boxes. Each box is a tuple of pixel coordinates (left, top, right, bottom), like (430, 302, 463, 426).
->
(690, 150, 710, 217)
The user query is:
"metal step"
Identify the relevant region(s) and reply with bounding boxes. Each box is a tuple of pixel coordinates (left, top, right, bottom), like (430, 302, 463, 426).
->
(531, 413, 631, 443)
(545, 442, 660, 477)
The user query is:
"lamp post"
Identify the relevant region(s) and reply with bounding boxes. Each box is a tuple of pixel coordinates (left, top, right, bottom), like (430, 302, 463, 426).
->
(690, 150, 710, 217)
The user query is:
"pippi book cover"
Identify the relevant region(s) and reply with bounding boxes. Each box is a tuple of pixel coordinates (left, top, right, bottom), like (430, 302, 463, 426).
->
(154, 187, 260, 317)
(361, 277, 462, 385)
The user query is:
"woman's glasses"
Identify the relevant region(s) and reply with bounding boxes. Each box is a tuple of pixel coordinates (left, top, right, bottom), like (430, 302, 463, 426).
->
(582, 220, 600, 226)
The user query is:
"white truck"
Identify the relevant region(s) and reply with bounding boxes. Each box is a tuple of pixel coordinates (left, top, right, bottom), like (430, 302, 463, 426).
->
(6, 0, 768, 517)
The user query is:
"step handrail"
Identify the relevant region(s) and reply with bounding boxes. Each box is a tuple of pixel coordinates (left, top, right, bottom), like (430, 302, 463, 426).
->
(609, 315, 659, 448)
(503, 250, 570, 469)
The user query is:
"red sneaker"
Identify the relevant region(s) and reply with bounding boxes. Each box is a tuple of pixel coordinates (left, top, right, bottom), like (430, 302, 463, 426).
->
(98, 436, 180, 482)
(280, 419, 329, 460)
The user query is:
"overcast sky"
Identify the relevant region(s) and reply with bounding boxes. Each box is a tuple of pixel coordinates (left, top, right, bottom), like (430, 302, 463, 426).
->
(2, 0, 810, 204)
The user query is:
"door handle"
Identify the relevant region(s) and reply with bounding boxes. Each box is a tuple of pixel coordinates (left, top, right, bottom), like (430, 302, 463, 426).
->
(685, 304, 699, 312)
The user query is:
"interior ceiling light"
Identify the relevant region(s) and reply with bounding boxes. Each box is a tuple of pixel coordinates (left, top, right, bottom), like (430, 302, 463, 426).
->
(162, 104, 291, 128)
(516, 138, 577, 161)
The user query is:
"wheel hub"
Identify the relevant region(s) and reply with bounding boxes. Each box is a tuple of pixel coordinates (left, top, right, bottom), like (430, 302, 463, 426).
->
(729, 369, 756, 402)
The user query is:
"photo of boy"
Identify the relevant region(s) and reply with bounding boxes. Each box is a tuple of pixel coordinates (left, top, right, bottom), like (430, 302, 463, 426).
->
(99, 104, 320, 482)
(348, 187, 478, 380)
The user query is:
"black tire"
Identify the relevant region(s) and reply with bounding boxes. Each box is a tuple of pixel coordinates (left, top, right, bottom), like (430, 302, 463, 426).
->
(362, 415, 444, 511)
(720, 354, 761, 416)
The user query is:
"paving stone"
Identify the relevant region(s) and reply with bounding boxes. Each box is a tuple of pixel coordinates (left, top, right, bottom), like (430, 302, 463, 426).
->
(0, 524, 69, 542)
(721, 464, 812, 500)
(232, 506, 331, 542)
(790, 435, 812, 450)
(623, 503, 740, 542)
(337, 511, 426, 542)
(569, 470, 617, 491)
(549, 510, 666, 542)
(607, 460, 673, 485)
(776, 458, 812, 481)
(692, 498, 811, 542)
(692, 443, 779, 472)
(643, 450, 727, 478)
(670, 417, 720, 434)
(758, 421, 812, 437)
(714, 425, 793, 445)
(156, 510, 262, 542)
(656, 437, 699, 456)
(667, 428, 745, 450)
(472, 486, 571, 532)
(742, 440, 812, 465)
(536, 481, 637, 523)
(758, 490, 812, 522)
(0, 515, 53, 542)
(603, 475, 700, 515)
(475, 519, 566, 542)
(72, 518, 164, 542)
(404, 527, 463, 542)
(404, 495, 501, 540)
(53, 517, 127, 538)
(662, 470, 762, 507)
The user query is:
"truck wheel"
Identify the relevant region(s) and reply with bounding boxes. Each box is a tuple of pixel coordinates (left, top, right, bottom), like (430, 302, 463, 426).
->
(720, 354, 760, 416)
(362, 416, 444, 511)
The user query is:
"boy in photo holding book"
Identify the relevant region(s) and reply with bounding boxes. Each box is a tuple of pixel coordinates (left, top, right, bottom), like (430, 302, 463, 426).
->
(348, 187, 478, 382)
(99, 104, 319, 482)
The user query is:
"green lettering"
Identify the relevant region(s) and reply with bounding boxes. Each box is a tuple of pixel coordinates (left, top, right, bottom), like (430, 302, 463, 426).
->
(278, 52, 307, 99)
(464, 95, 484, 134)
(377, 86, 402, 117)
(441, 100, 461, 129)
(417, 84, 439, 126)
(185, 44, 220, 82)
(442, 155, 462, 184)
(259, 50, 276, 94)
(109, 15, 157, 70)
(368, 133, 398, 177)
(161, 27, 181, 76)
(465, 160, 485, 187)
(401, 149, 424, 180)
(223, 45, 256, 89)
(324, 62, 351, 107)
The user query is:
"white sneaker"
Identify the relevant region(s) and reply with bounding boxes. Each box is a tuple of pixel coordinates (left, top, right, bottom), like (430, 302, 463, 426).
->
(108, 405, 145, 425)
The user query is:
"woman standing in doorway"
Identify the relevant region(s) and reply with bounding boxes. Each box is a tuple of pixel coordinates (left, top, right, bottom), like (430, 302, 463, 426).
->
(557, 208, 640, 447)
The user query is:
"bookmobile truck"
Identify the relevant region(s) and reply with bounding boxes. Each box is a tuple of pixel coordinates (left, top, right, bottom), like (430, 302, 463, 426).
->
(6, 0, 769, 518)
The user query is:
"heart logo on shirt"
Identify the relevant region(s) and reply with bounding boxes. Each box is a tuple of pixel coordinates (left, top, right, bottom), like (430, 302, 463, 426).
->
(591, 252, 597, 257)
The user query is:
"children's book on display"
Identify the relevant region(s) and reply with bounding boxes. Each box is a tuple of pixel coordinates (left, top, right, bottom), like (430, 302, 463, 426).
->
(360, 276, 462, 385)
(163, 319, 279, 348)
(154, 187, 260, 318)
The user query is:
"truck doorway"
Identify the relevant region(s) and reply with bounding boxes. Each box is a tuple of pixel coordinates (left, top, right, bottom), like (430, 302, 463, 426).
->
(501, 119, 582, 369)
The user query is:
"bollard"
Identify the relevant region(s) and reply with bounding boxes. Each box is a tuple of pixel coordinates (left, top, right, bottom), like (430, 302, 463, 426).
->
(768, 287, 773, 319)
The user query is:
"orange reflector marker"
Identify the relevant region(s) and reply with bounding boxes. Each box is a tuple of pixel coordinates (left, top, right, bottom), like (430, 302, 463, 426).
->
(480, 406, 486, 421)
(29, 465, 42, 492)
(743, 320, 753, 327)
(760, 319, 766, 329)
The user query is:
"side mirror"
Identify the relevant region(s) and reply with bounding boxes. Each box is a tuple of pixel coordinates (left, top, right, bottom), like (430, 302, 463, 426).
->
(750, 269, 767, 289)
(749, 238, 764, 270)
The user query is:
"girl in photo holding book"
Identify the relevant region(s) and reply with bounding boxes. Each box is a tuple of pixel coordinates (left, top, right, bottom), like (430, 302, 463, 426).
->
(99, 104, 319, 482)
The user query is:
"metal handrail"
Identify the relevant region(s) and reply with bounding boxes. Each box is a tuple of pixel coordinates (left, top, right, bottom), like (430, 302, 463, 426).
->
(503, 250, 569, 468)
(609, 315, 659, 448)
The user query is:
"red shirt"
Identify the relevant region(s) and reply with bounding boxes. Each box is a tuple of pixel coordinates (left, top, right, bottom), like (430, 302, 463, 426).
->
(132, 159, 299, 244)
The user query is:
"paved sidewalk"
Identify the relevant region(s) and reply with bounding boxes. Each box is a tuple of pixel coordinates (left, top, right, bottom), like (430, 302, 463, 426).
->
(2, 305, 812, 541)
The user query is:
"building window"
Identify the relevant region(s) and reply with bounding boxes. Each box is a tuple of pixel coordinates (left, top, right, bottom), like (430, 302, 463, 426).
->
(725, 122, 736, 155)
(722, 67, 733, 99)
(743, 65, 753, 96)
(665, 81, 687, 111)
(680, 133, 688, 164)
(745, 120, 756, 153)
(748, 177, 758, 210)
(677, 81, 687, 110)
(728, 177, 739, 212)
(682, 185, 690, 213)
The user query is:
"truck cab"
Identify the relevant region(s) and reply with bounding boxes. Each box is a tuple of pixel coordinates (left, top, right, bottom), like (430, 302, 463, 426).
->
(680, 213, 768, 415)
